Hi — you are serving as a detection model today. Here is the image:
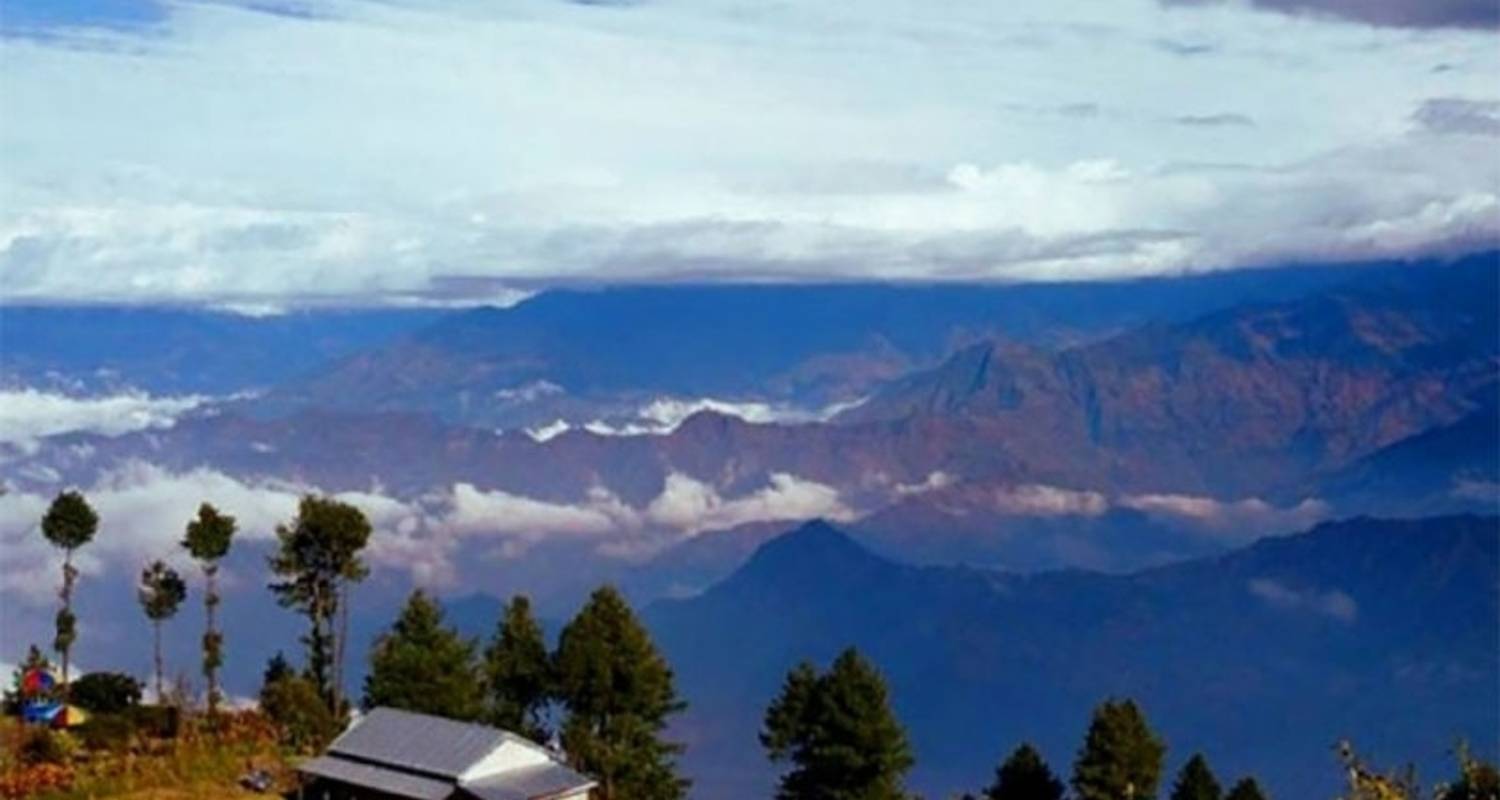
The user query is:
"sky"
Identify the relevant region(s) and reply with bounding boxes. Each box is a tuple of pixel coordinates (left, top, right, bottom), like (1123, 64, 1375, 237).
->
(0, 0, 1496, 307)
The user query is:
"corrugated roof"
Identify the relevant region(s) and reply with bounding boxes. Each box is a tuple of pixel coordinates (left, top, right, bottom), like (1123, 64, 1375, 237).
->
(329, 707, 509, 778)
(461, 762, 597, 800)
(299, 754, 454, 800)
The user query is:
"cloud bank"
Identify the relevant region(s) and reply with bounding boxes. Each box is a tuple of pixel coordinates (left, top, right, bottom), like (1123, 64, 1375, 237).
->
(1, 0, 1495, 305)
(1248, 577, 1358, 622)
(0, 388, 211, 452)
(0, 461, 853, 604)
(1164, 0, 1498, 30)
(528, 395, 865, 440)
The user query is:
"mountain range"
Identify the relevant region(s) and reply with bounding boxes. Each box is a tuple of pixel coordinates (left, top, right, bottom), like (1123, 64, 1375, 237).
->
(1, 253, 1496, 800)
(647, 515, 1500, 799)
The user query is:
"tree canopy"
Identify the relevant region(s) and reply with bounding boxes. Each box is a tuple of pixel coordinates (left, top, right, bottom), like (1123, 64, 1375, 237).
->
(1072, 698, 1167, 800)
(268, 494, 371, 710)
(1170, 754, 1223, 800)
(41, 490, 98, 551)
(1225, 777, 1269, 800)
(363, 589, 483, 721)
(181, 503, 236, 562)
(138, 560, 188, 699)
(138, 561, 187, 622)
(483, 594, 552, 741)
(983, 743, 1065, 800)
(761, 647, 914, 800)
(555, 585, 688, 800)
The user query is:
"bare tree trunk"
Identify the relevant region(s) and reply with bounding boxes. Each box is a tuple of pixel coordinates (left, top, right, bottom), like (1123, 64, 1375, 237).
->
(332, 581, 349, 718)
(206, 565, 219, 721)
(59, 548, 74, 698)
(154, 619, 164, 702)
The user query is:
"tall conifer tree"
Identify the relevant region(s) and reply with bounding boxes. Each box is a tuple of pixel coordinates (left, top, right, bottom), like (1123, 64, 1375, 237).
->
(554, 586, 688, 800)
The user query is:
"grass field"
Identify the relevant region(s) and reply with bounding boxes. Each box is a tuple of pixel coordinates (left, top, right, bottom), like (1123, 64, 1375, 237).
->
(0, 713, 295, 800)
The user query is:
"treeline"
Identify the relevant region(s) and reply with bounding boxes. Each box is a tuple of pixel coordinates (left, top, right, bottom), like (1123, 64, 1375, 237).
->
(15, 489, 1500, 800)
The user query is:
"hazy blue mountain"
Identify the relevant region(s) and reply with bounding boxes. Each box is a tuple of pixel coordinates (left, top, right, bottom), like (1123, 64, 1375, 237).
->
(269, 262, 1389, 427)
(1309, 401, 1499, 515)
(646, 516, 1500, 799)
(0, 305, 444, 395)
(843, 253, 1498, 495)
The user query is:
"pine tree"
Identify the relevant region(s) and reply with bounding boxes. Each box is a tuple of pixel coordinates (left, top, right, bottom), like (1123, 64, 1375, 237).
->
(268, 495, 371, 714)
(1225, 777, 1269, 800)
(1441, 742, 1500, 800)
(1171, 754, 1223, 800)
(363, 589, 482, 720)
(182, 503, 236, 720)
(984, 743, 1065, 800)
(262, 651, 294, 689)
(41, 490, 98, 696)
(1072, 698, 1167, 800)
(483, 595, 552, 741)
(554, 586, 688, 800)
(137, 560, 187, 702)
(761, 647, 914, 800)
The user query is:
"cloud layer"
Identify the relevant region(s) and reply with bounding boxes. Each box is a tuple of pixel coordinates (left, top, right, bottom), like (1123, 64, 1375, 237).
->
(0, 388, 211, 453)
(0, 461, 853, 604)
(1164, 0, 1498, 30)
(1, 0, 1496, 304)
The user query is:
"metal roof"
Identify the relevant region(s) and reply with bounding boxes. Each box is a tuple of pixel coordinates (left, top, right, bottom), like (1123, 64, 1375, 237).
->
(299, 754, 454, 800)
(461, 762, 597, 800)
(329, 707, 510, 779)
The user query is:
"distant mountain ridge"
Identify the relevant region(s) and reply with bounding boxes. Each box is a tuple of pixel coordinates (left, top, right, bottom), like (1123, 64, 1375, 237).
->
(842, 253, 1498, 495)
(646, 515, 1500, 800)
(0, 306, 444, 395)
(263, 261, 1404, 428)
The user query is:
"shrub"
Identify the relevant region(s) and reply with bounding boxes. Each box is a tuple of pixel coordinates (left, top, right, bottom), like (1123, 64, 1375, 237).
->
(126, 705, 181, 740)
(260, 676, 337, 753)
(17, 729, 69, 767)
(76, 714, 135, 751)
(70, 672, 142, 715)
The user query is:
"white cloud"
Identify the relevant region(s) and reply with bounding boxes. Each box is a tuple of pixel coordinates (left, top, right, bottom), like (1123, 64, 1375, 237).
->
(0, 462, 441, 603)
(1120, 493, 1330, 533)
(1, 0, 1494, 302)
(1247, 577, 1358, 623)
(0, 388, 210, 449)
(526, 419, 574, 442)
(495, 380, 565, 405)
(644, 471, 855, 535)
(439, 470, 853, 553)
(990, 484, 1111, 517)
(892, 471, 958, 498)
(576, 395, 867, 438)
(445, 483, 638, 541)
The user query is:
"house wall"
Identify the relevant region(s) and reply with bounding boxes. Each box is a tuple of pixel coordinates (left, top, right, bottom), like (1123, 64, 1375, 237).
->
(458, 740, 552, 782)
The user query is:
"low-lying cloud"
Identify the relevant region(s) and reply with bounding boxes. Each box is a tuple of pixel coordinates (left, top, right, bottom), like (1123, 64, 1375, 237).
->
(1413, 98, 1500, 136)
(1120, 494, 1331, 534)
(527, 395, 866, 441)
(1164, 0, 1498, 29)
(906, 478, 1330, 535)
(991, 484, 1111, 517)
(0, 388, 210, 450)
(0, 461, 855, 606)
(1248, 577, 1358, 622)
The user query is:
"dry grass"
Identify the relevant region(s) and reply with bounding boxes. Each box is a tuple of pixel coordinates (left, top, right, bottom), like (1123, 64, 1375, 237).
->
(0, 712, 295, 800)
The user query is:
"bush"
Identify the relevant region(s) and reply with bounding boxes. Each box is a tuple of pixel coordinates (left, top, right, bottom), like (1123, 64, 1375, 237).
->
(76, 713, 134, 751)
(17, 728, 70, 766)
(260, 677, 337, 753)
(125, 705, 181, 740)
(70, 673, 142, 715)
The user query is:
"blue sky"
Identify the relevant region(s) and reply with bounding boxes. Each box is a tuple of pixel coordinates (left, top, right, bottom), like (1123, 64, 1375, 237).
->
(0, 0, 1496, 307)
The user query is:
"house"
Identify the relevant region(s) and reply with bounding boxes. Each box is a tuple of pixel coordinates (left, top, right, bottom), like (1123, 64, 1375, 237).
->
(297, 707, 596, 800)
